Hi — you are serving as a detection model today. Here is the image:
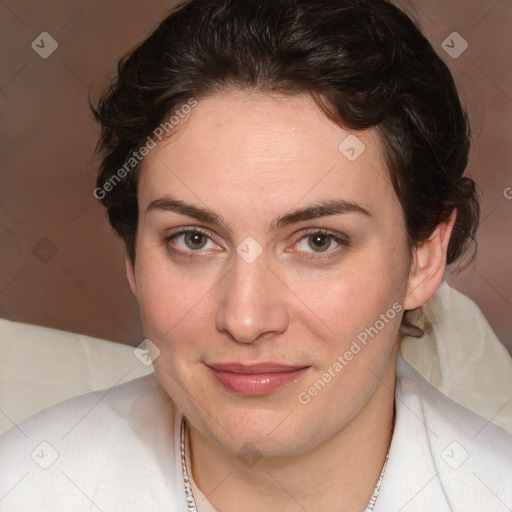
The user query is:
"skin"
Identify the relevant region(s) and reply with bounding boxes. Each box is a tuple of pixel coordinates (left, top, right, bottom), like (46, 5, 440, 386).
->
(126, 90, 455, 512)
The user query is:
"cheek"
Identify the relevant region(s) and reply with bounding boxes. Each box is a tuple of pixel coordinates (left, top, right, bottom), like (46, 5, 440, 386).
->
(292, 260, 405, 420)
(134, 254, 220, 354)
(283, 251, 408, 341)
(134, 226, 410, 355)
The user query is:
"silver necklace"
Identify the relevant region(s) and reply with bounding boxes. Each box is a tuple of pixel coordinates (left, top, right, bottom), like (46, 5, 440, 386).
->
(180, 416, 389, 512)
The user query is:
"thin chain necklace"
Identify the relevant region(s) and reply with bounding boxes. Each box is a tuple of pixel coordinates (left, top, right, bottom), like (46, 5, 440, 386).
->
(180, 416, 389, 512)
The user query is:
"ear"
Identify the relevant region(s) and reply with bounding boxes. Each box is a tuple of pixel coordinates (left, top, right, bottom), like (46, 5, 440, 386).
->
(125, 253, 138, 297)
(404, 210, 457, 310)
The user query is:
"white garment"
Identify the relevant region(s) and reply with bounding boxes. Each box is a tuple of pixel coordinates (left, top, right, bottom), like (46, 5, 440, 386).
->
(0, 353, 511, 512)
(401, 281, 512, 434)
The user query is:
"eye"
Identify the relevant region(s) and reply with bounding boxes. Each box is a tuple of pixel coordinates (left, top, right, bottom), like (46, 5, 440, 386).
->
(182, 232, 209, 250)
(304, 233, 332, 252)
(294, 230, 347, 255)
(166, 228, 221, 254)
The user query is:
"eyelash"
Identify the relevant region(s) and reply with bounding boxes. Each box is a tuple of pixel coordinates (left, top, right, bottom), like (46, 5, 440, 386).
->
(163, 227, 350, 259)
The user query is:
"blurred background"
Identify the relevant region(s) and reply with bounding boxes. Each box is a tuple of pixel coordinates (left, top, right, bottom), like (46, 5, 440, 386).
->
(0, 0, 510, 351)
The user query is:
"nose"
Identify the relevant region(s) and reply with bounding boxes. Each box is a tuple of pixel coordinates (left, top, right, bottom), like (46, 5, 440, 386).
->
(214, 256, 289, 344)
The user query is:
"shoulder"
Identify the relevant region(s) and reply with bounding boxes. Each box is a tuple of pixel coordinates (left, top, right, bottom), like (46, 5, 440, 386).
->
(396, 353, 512, 451)
(0, 374, 184, 511)
(1, 373, 171, 442)
(379, 355, 512, 511)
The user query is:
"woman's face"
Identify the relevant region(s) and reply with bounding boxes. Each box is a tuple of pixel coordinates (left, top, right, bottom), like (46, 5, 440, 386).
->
(129, 91, 415, 457)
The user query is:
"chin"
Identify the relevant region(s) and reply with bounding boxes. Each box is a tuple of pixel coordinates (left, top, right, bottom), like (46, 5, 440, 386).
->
(198, 402, 326, 459)
(156, 363, 335, 456)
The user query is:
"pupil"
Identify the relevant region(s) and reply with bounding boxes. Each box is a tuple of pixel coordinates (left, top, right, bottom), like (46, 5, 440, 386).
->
(309, 235, 331, 252)
(185, 232, 207, 249)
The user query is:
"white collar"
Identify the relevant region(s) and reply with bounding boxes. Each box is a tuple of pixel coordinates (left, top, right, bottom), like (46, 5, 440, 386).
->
(400, 280, 512, 434)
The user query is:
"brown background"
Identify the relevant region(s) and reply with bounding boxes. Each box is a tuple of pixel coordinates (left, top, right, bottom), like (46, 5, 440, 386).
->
(0, 0, 510, 351)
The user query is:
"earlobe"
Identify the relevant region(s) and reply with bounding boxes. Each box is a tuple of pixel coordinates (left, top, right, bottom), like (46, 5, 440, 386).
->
(404, 210, 457, 310)
(125, 253, 138, 297)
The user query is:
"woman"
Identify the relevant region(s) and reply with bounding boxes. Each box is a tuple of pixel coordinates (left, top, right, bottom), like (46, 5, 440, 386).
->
(1, 0, 511, 510)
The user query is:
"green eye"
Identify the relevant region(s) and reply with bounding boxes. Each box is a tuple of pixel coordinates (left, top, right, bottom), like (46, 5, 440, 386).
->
(184, 232, 208, 250)
(294, 230, 347, 256)
(307, 234, 332, 252)
(166, 228, 221, 256)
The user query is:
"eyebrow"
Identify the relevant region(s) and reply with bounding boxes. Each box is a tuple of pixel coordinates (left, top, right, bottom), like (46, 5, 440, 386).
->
(145, 196, 371, 231)
(272, 200, 371, 229)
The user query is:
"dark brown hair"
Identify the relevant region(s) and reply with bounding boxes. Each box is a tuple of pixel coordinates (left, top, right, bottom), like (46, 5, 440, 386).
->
(92, 0, 479, 266)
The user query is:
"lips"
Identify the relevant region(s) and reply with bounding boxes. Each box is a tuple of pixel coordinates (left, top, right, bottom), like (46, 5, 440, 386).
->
(206, 362, 310, 396)
(209, 362, 306, 373)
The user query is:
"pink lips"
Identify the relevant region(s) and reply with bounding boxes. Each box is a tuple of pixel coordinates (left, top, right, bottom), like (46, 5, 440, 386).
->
(207, 362, 310, 396)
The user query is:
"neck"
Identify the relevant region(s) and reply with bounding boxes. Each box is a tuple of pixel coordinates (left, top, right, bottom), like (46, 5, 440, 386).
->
(188, 350, 397, 512)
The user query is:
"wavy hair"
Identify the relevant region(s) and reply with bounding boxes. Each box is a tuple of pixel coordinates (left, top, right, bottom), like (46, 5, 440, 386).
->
(92, 0, 479, 269)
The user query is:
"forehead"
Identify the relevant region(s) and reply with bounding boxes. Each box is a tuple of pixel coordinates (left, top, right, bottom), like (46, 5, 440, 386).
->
(139, 91, 398, 224)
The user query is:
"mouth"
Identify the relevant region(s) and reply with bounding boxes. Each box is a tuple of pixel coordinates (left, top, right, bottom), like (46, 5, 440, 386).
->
(206, 362, 311, 396)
